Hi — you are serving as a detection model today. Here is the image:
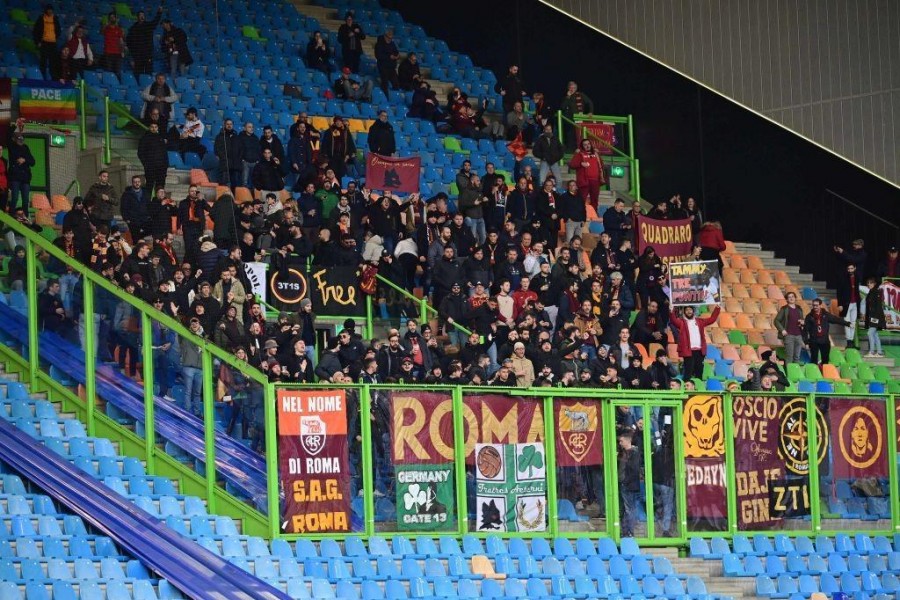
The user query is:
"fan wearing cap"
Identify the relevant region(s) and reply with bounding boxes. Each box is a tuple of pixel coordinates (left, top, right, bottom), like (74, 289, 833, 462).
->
(758, 350, 789, 387)
(334, 66, 374, 102)
(508, 341, 535, 388)
(439, 281, 468, 348)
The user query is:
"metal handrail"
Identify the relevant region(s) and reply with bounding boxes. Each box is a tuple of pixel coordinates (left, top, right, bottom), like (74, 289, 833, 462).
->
(62, 179, 81, 198)
(556, 111, 630, 159)
(374, 273, 475, 338)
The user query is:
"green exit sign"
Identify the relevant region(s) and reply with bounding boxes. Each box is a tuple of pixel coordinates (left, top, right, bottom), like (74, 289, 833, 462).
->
(50, 134, 66, 147)
(610, 165, 626, 178)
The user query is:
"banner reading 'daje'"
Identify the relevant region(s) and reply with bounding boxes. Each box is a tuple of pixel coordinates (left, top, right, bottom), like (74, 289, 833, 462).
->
(669, 260, 721, 307)
(390, 392, 544, 465)
(365, 152, 421, 193)
(277, 389, 351, 534)
(635, 215, 694, 263)
(17, 79, 77, 121)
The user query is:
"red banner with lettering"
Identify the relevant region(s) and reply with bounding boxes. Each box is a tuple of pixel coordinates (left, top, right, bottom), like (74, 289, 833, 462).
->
(683, 395, 727, 528)
(575, 122, 616, 155)
(635, 215, 694, 263)
(555, 398, 602, 467)
(277, 389, 351, 534)
(390, 391, 544, 465)
(828, 397, 889, 479)
(365, 152, 421, 193)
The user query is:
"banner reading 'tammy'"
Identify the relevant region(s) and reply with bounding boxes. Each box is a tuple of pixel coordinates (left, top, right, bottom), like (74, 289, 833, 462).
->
(669, 260, 721, 307)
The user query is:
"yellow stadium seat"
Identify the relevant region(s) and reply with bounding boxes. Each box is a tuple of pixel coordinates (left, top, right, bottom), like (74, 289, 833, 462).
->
(732, 284, 749, 299)
(753, 315, 773, 330)
(739, 270, 757, 285)
(774, 271, 792, 286)
(767, 285, 785, 301)
(311, 116, 330, 131)
(755, 270, 775, 285)
(729, 255, 747, 270)
(722, 270, 741, 284)
(741, 300, 760, 314)
(750, 285, 768, 299)
(51, 194, 71, 212)
(735, 314, 754, 330)
(347, 118, 368, 133)
(740, 345, 758, 362)
(746, 256, 765, 270)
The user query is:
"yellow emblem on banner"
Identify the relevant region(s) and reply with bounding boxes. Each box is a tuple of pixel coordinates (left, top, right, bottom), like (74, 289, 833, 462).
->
(778, 398, 828, 475)
(838, 406, 882, 470)
(683, 395, 724, 458)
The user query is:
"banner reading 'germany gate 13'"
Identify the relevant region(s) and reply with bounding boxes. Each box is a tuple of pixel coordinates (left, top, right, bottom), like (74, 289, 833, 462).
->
(635, 215, 694, 263)
(277, 389, 351, 534)
(390, 392, 544, 464)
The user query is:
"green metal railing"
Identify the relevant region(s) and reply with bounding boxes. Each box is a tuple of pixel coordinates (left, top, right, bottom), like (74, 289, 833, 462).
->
(0, 210, 275, 537)
(557, 111, 641, 200)
(371, 273, 476, 339)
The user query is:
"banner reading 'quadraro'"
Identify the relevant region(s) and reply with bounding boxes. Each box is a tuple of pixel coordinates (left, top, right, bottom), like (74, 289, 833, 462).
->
(635, 215, 694, 263)
(277, 389, 351, 534)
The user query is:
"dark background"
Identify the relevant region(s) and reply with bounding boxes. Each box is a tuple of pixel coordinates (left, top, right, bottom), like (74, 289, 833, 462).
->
(383, 0, 899, 287)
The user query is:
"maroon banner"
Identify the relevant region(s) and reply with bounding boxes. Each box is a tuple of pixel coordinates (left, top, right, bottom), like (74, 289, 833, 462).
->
(391, 392, 544, 465)
(829, 397, 889, 479)
(365, 152, 421, 193)
(555, 399, 602, 467)
(683, 395, 727, 525)
(0, 78, 10, 143)
(733, 395, 787, 530)
(277, 389, 351, 534)
(575, 122, 616, 155)
(635, 215, 694, 263)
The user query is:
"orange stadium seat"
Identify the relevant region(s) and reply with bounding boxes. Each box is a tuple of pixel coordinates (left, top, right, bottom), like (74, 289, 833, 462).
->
(51, 194, 71, 212)
(729, 255, 747, 269)
(759, 299, 778, 315)
(720, 284, 732, 298)
(739, 270, 757, 285)
(763, 330, 782, 347)
(31, 193, 51, 211)
(749, 285, 768, 299)
(753, 315, 773, 330)
(717, 312, 737, 330)
(767, 285, 785, 300)
(724, 299, 742, 313)
(234, 187, 254, 204)
(667, 343, 680, 361)
(190, 169, 209, 185)
(740, 345, 758, 362)
(709, 329, 729, 346)
(746, 330, 766, 346)
(732, 361, 751, 380)
(722, 270, 740, 284)
(755, 270, 775, 285)
(648, 342, 664, 360)
(746, 256, 765, 270)
(735, 314, 754, 330)
(821, 364, 841, 381)
(741, 300, 760, 314)
(732, 284, 749, 298)
(774, 271, 792, 286)
(723, 241, 737, 255)
(721, 344, 741, 362)
(215, 185, 231, 199)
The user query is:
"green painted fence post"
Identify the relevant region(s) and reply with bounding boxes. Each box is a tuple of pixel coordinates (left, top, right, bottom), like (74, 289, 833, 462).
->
(807, 393, 822, 534)
(103, 96, 112, 165)
(265, 382, 280, 539)
(141, 312, 155, 475)
(543, 395, 559, 537)
(723, 392, 738, 535)
(201, 350, 217, 514)
(452, 385, 468, 535)
(79, 79, 87, 151)
(360, 384, 376, 537)
(82, 279, 96, 436)
(25, 239, 38, 384)
(885, 394, 899, 533)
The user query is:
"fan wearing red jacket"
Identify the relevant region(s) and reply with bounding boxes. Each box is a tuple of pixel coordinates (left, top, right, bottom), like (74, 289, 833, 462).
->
(698, 221, 726, 273)
(669, 305, 720, 381)
(568, 138, 605, 210)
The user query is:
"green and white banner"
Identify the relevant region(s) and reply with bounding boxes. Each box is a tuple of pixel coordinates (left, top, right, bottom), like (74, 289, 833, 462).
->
(395, 464, 455, 531)
(475, 443, 547, 532)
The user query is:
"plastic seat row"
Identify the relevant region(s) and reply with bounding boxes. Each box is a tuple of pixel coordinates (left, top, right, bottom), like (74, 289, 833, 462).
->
(0, 536, 120, 559)
(691, 535, 900, 559)
(0, 579, 184, 600)
(756, 572, 900, 598)
(725, 552, 900, 577)
(0, 556, 149, 582)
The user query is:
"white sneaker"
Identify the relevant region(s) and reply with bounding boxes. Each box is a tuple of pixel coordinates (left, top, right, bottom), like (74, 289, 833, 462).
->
(163, 395, 176, 402)
(875, 352, 884, 357)
(865, 352, 876, 357)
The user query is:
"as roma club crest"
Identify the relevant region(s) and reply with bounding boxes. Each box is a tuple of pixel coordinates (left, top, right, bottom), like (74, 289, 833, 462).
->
(778, 398, 828, 475)
(558, 402, 598, 463)
(838, 406, 882, 470)
(300, 415, 327, 456)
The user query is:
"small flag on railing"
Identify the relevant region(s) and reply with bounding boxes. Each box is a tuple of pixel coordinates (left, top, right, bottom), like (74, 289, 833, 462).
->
(17, 79, 77, 122)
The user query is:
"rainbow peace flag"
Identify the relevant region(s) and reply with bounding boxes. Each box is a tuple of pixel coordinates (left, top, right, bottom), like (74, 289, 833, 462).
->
(18, 79, 77, 121)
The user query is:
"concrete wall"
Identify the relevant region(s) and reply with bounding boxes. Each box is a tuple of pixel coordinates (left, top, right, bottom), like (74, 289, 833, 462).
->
(542, 0, 900, 187)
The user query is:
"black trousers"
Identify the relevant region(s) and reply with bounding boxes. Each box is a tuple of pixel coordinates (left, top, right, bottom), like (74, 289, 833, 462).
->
(39, 42, 57, 79)
(681, 350, 705, 380)
(378, 65, 398, 94)
(809, 340, 830, 365)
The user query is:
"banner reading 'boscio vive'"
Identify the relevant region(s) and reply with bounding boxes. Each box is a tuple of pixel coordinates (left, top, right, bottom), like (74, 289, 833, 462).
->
(277, 389, 351, 534)
(668, 260, 721, 307)
(365, 153, 421, 193)
(635, 215, 694, 263)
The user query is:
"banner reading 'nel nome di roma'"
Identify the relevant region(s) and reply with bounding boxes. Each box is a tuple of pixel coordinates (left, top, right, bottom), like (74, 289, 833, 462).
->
(635, 215, 694, 263)
(277, 389, 351, 534)
(365, 153, 421, 193)
(17, 79, 77, 121)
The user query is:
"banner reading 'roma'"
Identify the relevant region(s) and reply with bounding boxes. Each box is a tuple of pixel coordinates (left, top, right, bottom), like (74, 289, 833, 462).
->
(390, 391, 544, 465)
(635, 215, 694, 263)
(365, 152, 421, 193)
